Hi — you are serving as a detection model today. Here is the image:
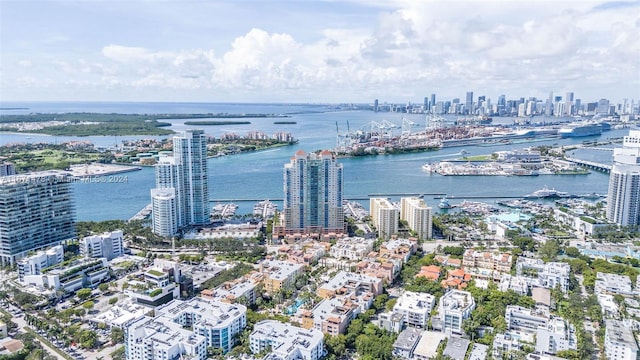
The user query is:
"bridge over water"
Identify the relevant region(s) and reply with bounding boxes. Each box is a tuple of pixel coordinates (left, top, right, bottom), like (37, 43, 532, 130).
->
(565, 157, 612, 173)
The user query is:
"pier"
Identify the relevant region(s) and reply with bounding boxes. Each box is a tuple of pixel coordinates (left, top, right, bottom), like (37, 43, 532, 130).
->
(565, 157, 611, 173)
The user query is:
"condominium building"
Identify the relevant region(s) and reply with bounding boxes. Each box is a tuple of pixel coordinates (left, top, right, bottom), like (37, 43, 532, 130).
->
(0, 171, 75, 265)
(304, 297, 355, 335)
(79, 230, 124, 260)
(281, 150, 344, 235)
(505, 305, 548, 333)
(379, 238, 418, 264)
(595, 272, 634, 295)
(329, 237, 374, 260)
(400, 197, 432, 240)
(250, 320, 325, 360)
(463, 250, 512, 273)
(125, 298, 247, 359)
(124, 316, 207, 360)
(17, 245, 64, 282)
(516, 258, 570, 293)
(607, 130, 640, 226)
(605, 319, 639, 360)
(155, 298, 247, 354)
(438, 290, 475, 335)
(0, 162, 15, 177)
(392, 291, 436, 328)
(317, 271, 383, 299)
(150, 188, 178, 237)
(260, 260, 304, 293)
(151, 130, 209, 236)
(392, 327, 423, 359)
(370, 198, 398, 239)
(536, 317, 577, 355)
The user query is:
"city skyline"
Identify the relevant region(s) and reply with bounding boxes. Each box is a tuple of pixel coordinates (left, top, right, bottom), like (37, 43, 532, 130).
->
(1, 0, 638, 103)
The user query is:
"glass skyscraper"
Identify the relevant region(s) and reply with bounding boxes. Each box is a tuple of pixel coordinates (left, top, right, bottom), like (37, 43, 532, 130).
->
(151, 130, 209, 236)
(280, 150, 344, 236)
(0, 171, 75, 265)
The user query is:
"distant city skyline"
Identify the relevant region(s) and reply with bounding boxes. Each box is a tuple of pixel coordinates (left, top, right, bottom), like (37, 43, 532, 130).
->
(1, 1, 638, 103)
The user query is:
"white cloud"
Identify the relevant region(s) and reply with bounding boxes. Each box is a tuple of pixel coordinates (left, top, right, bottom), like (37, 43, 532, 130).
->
(2, 0, 638, 102)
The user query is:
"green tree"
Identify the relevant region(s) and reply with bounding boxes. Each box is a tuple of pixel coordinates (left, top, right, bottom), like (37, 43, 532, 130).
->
(76, 288, 92, 300)
(98, 283, 110, 292)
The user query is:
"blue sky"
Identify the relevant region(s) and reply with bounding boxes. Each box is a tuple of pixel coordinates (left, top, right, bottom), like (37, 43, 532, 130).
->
(1, 0, 638, 103)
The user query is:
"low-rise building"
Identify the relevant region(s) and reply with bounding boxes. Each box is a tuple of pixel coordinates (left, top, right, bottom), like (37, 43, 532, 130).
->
(261, 260, 304, 293)
(155, 298, 247, 354)
(250, 320, 325, 360)
(125, 267, 180, 307)
(79, 230, 124, 260)
(124, 316, 207, 360)
(206, 277, 257, 305)
(438, 290, 475, 335)
(536, 317, 577, 355)
(463, 250, 512, 273)
(443, 337, 471, 360)
(605, 319, 639, 360)
(412, 331, 446, 360)
(492, 333, 522, 359)
(595, 272, 634, 296)
(505, 305, 548, 333)
(317, 271, 383, 299)
(516, 258, 570, 293)
(379, 237, 418, 264)
(416, 265, 441, 281)
(376, 311, 404, 333)
(22, 257, 109, 293)
(392, 291, 436, 328)
(329, 237, 374, 260)
(17, 245, 64, 282)
(303, 297, 355, 336)
(392, 327, 422, 359)
(499, 274, 530, 295)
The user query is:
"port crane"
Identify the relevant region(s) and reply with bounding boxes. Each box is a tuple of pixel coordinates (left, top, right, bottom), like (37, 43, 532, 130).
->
(401, 117, 418, 137)
(425, 114, 445, 130)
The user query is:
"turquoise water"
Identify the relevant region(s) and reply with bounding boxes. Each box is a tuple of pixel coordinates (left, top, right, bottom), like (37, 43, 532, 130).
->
(487, 212, 532, 223)
(0, 102, 628, 221)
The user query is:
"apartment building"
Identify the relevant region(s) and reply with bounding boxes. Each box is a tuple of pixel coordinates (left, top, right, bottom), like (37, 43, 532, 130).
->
(329, 237, 374, 260)
(260, 260, 304, 293)
(605, 320, 639, 360)
(317, 271, 383, 299)
(392, 291, 436, 328)
(516, 258, 570, 293)
(463, 250, 512, 273)
(400, 197, 433, 240)
(370, 198, 398, 240)
(250, 320, 325, 360)
(80, 230, 124, 260)
(438, 290, 476, 335)
(595, 272, 634, 296)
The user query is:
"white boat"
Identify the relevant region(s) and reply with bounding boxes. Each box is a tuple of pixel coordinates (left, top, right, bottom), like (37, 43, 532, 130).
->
(524, 186, 571, 199)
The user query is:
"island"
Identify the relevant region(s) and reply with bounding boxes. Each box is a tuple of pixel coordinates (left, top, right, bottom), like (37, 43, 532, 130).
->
(183, 121, 251, 126)
(0, 112, 290, 136)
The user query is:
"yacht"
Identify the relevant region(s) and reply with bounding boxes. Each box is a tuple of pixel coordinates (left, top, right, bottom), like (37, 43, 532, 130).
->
(524, 186, 571, 199)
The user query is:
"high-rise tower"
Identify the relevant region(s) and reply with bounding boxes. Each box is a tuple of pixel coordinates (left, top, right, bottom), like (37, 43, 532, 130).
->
(606, 130, 640, 227)
(465, 91, 474, 115)
(0, 171, 75, 265)
(280, 150, 344, 236)
(151, 130, 209, 236)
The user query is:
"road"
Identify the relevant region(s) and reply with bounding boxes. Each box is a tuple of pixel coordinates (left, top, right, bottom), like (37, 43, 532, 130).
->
(575, 274, 602, 360)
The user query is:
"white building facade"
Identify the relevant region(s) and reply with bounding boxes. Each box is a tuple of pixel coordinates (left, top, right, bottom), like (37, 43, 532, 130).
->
(370, 198, 398, 240)
(607, 130, 640, 227)
(80, 230, 124, 260)
(400, 197, 433, 240)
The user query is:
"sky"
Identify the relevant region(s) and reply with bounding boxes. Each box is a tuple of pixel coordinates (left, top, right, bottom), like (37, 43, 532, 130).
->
(1, 0, 639, 104)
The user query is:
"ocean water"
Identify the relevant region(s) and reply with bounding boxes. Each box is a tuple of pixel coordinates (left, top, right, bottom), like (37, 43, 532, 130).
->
(0, 102, 626, 221)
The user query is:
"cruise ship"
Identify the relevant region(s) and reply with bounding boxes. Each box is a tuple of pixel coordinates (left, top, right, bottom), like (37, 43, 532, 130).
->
(558, 122, 603, 138)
